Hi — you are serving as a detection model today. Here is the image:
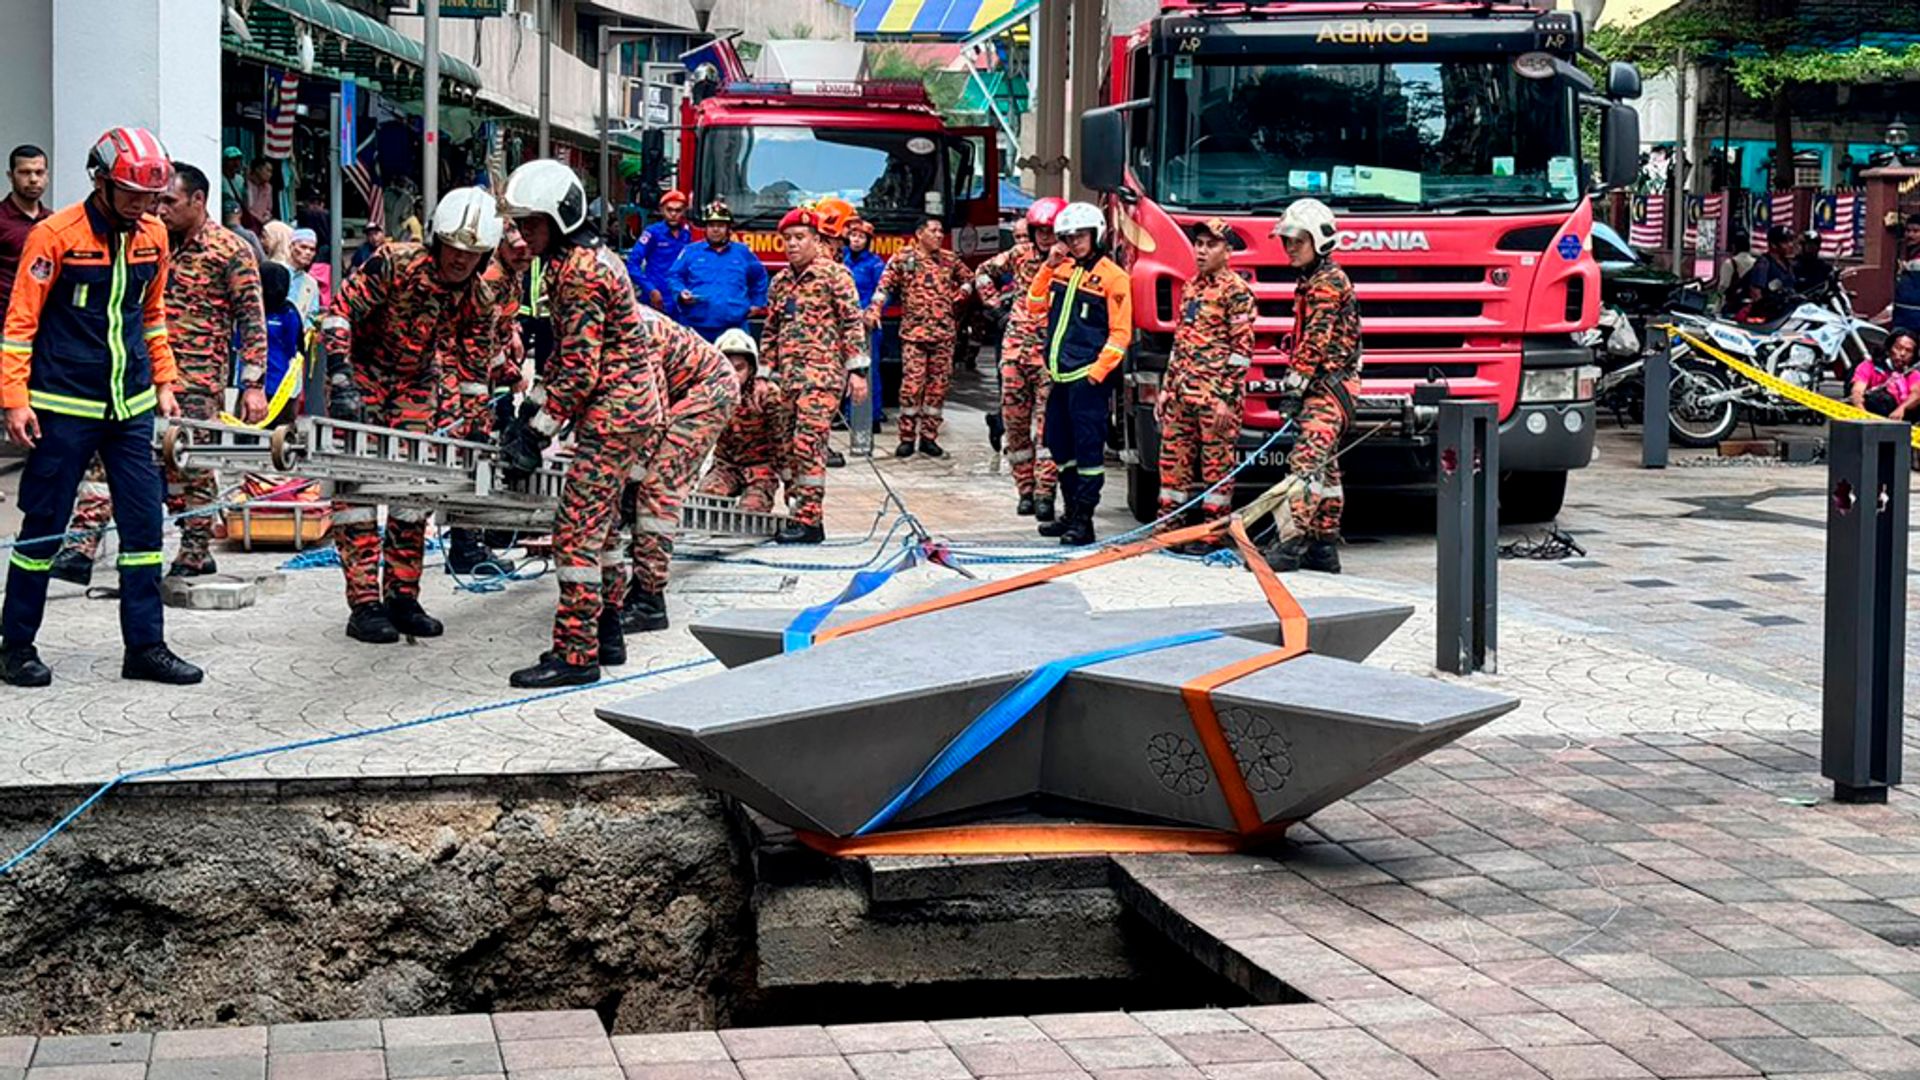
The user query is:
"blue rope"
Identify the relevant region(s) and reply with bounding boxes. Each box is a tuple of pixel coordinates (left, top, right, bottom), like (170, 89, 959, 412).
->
(855, 629, 1224, 835)
(447, 557, 552, 594)
(0, 656, 719, 880)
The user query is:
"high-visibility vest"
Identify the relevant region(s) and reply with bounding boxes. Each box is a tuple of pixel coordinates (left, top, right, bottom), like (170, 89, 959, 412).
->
(519, 260, 547, 319)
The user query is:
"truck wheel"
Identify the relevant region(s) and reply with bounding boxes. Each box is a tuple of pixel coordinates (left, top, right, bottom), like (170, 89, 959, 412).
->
(1126, 463, 1160, 524)
(1498, 470, 1567, 525)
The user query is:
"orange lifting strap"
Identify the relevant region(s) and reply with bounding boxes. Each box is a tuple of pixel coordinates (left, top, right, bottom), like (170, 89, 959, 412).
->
(797, 516, 1311, 858)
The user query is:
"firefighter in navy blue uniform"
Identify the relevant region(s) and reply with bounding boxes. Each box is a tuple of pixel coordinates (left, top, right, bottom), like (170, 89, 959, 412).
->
(1025, 201, 1131, 547)
(0, 127, 203, 687)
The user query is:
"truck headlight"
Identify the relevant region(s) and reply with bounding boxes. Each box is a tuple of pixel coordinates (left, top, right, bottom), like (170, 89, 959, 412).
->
(1520, 369, 1578, 402)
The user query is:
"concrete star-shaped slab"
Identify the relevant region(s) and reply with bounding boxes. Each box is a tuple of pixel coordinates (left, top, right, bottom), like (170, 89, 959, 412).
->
(598, 582, 1517, 837)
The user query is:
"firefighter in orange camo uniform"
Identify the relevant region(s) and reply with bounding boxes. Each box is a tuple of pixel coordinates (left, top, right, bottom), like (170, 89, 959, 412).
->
(436, 219, 535, 576)
(1158, 217, 1254, 553)
(869, 215, 969, 458)
(55, 161, 271, 581)
(1264, 198, 1361, 575)
(976, 197, 1064, 521)
(764, 207, 868, 546)
(496, 159, 666, 688)
(617, 310, 740, 635)
(698, 329, 786, 513)
(322, 187, 503, 645)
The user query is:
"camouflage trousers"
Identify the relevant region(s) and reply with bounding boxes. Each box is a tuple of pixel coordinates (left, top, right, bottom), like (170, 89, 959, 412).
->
(438, 379, 498, 442)
(62, 390, 222, 567)
(333, 376, 438, 608)
(1000, 350, 1056, 499)
(552, 430, 643, 666)
(624, 386, 740, 596)
(698, 461, 780, 513)
(780, 375, 841, 528)
(897, 339, 953, 443)
(1286, 384, 1354, 540)
(1158, 388, 1241, 527)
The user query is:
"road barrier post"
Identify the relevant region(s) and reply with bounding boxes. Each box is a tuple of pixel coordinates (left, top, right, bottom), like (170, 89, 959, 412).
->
(1436, 400, 1498, 675)
(1822, 419, 1909, 804)
(1643, 332, 1669, 469)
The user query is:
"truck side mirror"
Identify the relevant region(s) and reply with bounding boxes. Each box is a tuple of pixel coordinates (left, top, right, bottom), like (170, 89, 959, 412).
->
(1607, 61, 1642, 101)
(1601, 102, 1640, 189)
(1080, 106, 1127, 194)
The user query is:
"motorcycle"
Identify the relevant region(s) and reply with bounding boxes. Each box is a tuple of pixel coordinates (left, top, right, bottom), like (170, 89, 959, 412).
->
(1658, 279, 1883, 447)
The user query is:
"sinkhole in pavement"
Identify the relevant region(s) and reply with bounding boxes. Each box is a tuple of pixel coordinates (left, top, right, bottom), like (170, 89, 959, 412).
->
(0, 771, 1288, 1035)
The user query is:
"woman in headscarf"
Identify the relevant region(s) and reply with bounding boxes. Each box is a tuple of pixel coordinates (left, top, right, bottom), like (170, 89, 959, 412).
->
(260, 219, 294, 266)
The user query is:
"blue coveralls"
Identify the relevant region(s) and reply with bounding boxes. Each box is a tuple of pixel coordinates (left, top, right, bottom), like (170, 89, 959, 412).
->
(665, 240, 768, 341)
(626, 220, 691, 318)
(844, 246, 887, 426)
(2, 199, 172, 650)
(1895, 243, 1920, 334)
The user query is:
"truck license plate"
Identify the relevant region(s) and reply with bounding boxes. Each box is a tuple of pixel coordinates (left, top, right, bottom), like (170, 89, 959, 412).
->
(1242, 448, 1289, 468)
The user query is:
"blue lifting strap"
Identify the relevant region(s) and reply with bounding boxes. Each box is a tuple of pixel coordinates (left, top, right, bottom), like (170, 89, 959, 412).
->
(855, 629, 1224, 835)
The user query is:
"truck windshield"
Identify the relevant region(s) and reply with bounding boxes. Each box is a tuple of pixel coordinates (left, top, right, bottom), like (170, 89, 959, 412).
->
(698, 126, 948, 233)
(1155, 58, 1578, 213)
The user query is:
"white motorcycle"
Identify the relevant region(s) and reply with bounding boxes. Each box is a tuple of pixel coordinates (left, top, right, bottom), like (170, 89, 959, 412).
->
(1661, 280, 1884, 447)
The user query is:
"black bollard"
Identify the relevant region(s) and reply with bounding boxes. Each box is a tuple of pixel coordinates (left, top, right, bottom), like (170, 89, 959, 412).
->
(1436, 400, 1498, 675)
(1822, 420, 1909, 804)
(1642, 330, 1669, 469)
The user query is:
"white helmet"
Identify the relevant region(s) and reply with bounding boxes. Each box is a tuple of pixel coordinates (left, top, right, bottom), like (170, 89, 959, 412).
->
(430, 187, 503, 253)
(714, 328, 758, 362)
(501, 159, 588, 235)
(1273, 198, 1339, 256)
(1054, 201, 1105, 242)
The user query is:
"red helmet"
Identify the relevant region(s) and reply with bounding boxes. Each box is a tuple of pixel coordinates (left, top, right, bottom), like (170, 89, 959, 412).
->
(659, 189, 689, 210)
(89, 127, 174, 193)
(1027, 196, 1068, 231)
(812, 196, 857, 239)
(777, 207, 821, 234)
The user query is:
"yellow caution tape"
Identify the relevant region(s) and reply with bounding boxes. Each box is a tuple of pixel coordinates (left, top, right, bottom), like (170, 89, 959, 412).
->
(218, 354, 304, 429)
(1669, 328, 1920, 450)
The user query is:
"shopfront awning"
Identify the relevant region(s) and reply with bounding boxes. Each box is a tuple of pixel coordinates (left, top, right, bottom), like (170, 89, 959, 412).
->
(226, 0, 482, 93)
(855, 0, 1036, 41)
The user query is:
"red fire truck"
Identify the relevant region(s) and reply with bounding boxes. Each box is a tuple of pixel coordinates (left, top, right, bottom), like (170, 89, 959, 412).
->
(1079, 1, 1643, 523)
(673, 49, 1000, 387)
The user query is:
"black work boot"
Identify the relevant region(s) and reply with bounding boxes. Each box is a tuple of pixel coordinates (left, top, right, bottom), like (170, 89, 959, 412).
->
(894, 441, 916, 459)
(1, 642, 53, 687)
(1303, 538, 1343, 574)
(385, 595, 445, 638)
(598, 609, 628, 667)
(1032, 496, 1056, 524)
(167, 557, 218, 578)
(510, 655, 601, 688)
(919, 440, 945, 458)
(1016, 494, 1036, 517)
(446, 528, 512, 575)
(346, 602, 400, 644)
(1058, 505, 1096, 547)
(50, 549, 94, 587)
(774, 521, 825, 545)
(122, 643, 204, 685)
(1263, 536, 1311, 573)
(621, 587, 670, 633)
(826, 449, 847, 468)
(1037, 506, 1074, 538)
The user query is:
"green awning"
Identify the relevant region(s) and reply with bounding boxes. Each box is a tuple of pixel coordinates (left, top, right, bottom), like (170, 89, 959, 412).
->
(228, 0, 482, 92)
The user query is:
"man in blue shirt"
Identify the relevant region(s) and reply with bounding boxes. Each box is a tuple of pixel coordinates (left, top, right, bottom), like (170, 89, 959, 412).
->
(843, 216, 887, 430)
(667, 201, 768, 341)
(627, 189, 691, 315)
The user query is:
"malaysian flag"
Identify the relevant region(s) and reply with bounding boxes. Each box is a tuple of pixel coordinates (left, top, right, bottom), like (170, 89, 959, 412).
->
(1684, 193, 1725, 249)
(265, 69, 300, 160)
(344, 143, 384, 231)
(1630, 192, 1666, 249)
(1772, 191, 1797, 234)
(1813, 190, 1862, 258)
